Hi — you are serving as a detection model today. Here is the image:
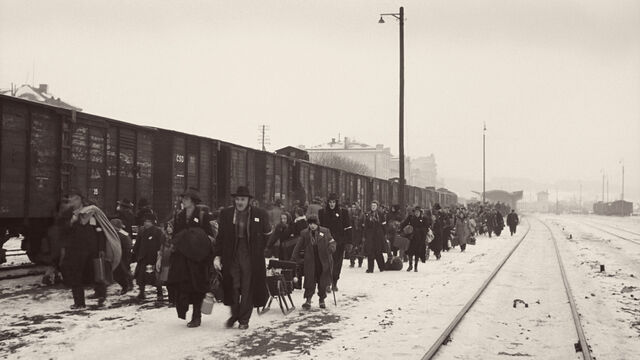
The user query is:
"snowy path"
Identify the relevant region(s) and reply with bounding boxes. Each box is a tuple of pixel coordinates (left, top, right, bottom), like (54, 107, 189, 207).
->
(1, 216, 638, 359)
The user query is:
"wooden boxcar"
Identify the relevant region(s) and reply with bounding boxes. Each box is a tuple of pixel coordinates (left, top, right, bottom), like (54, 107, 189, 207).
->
(1, 94, 457, 264)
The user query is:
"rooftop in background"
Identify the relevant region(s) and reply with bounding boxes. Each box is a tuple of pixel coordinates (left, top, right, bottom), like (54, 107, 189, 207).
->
(0, 84, 82, 111)
(300, 137, 388, 151)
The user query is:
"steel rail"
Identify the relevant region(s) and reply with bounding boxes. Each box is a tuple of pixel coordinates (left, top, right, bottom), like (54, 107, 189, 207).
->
(574, 219, 640, 246)
(582, 219, 640, 237)
(421, 219, 532, 360)
(539, 218, 593, 360)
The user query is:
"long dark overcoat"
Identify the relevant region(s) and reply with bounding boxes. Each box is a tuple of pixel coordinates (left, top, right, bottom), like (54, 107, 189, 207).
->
(400, 214, 431, 260)
(318, 205, 351, 245)
(133, 225, 164, 282)
(167, 207, 214, 294)
(292, 227, 336, 292)
(215, 206, 272, 308)
(363, 211, 386, 256)
(429, 215, 446, 253)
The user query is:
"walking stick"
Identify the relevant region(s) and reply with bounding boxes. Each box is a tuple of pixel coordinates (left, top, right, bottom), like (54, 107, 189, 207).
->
(328, 246, 338, 307)
(329, 264, 337, 306)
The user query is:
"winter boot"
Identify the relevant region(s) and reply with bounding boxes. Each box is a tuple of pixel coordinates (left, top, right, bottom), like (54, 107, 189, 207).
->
(226, 317, 237, 328)
(414, 262, 418, 272)
(319, 300, 326, 309)
(238, 323, 249, 330)
(187, 317, 201, 328)
(188, 303, 202, 327)
(156, 287, 164, 303)
(407, 260, 413, 272)
(302, 298, 312, 310)
(332, 281, 338, 292)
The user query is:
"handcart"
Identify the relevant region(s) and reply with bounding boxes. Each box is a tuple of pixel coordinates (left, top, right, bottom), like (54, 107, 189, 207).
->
(258, 259, 301, 315)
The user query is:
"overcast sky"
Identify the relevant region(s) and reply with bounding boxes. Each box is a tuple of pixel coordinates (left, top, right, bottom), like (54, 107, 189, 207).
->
(1, 0, 638, 202)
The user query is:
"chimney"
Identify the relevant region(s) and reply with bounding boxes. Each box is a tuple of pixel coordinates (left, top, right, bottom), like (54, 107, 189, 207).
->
(38, 84, 49, 93)
(344, 137, 349, 149)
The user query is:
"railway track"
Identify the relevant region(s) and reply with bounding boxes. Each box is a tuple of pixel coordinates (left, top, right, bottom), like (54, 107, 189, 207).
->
(570, 218, 640, 246)
(421, 217, 593, 360)
(0, 264, 46, 281)
(0, 249, 45, 281)
(581, 218, 640, 237)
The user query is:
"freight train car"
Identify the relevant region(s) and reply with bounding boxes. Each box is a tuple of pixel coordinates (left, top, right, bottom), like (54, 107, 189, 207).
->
(0, 94, 458, 264)
(593, 200, 632, 216)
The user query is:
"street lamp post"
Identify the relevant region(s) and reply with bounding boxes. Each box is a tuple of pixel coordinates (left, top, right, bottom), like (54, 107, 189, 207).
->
(483, 123, 486, 204)
(620, 159, 625, 201)
(379, 6, 405, 215)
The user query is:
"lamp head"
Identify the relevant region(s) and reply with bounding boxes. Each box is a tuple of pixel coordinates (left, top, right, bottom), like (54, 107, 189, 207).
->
(378, 16, 385, 24)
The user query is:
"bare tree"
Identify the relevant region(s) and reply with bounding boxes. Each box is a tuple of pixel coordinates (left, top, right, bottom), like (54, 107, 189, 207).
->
(311, 153, 373, 176)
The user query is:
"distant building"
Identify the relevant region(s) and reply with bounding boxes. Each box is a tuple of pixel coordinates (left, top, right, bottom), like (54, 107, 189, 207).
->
(275, 146, 309, 161)
(473, 190, 524, 210)
(390, 156, 411, 185)
(537, 191, 549, 203)
(302, 137, 392, 179)
(411, 154, 437, 187)
(0, 84, 81, 111)
(519, 190, 552, 213)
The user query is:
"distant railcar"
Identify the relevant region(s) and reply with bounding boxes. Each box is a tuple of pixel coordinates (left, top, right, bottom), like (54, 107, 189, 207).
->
(593, 200, 632, 216)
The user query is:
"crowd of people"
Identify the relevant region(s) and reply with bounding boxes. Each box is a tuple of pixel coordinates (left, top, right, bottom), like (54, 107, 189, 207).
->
(51, 186, 519, 330)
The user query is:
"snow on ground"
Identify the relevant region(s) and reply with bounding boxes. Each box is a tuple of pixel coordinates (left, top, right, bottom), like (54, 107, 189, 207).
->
(1, 237, 30, 268)
(1, 216, 638, 360)
(539, 214, 640, 360)
(1, 226, 529, 360)
(433, 218, 581, 360)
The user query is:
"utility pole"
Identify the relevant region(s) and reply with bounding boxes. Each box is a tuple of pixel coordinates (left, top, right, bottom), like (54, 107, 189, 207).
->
(483, 122, 486, 204)
(257, 125, 270, 151)
(601, 170, 605, 202)
(606, 175, 609, 202)
(379, 6, 405, 215)
(579, 182, 582, 211)
(620, 160, 625, 201)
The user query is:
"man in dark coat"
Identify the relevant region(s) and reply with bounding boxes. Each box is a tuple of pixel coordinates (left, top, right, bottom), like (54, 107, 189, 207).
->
(485, 210, 496, 238)
(214, 186, 273, 330)
(318, 193, 351, 291)
(110, 218, 133, 294)
(133, 213, 165, 301)
(399, 206, 431, 272)
(506, 210, 519, 236)
(428, 203, 445, 260)
(292, 215, 336, 309)
(167, 188, 215, 328)
(363, 200, 386, 273)
(60, 193, 107, 309)
(494, 209, 505, 237)
(348, 204, 365, 268)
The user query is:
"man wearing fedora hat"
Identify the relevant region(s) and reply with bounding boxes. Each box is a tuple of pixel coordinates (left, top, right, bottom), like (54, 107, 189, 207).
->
(214, 186, 273, 330)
